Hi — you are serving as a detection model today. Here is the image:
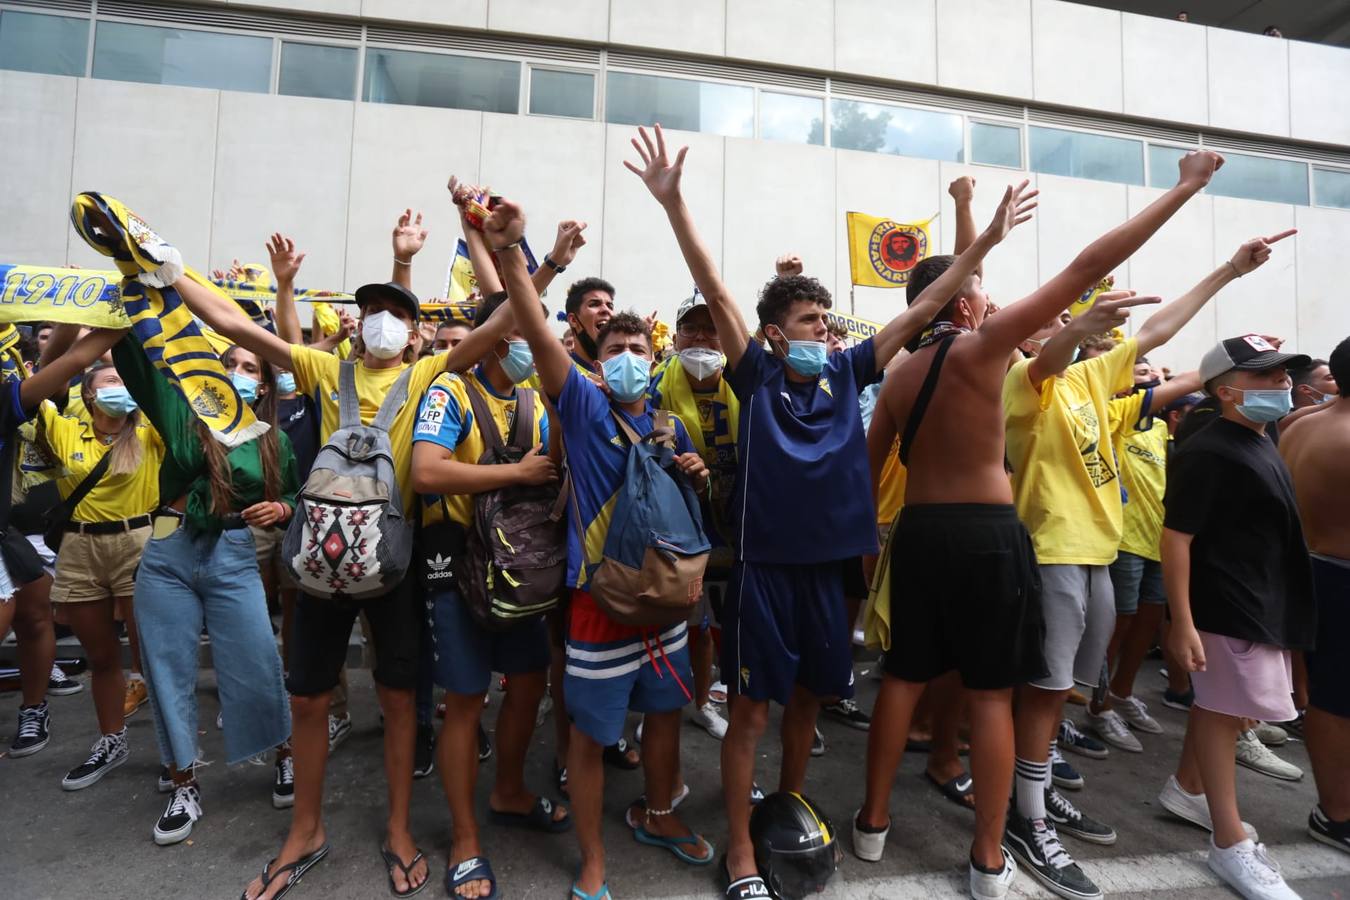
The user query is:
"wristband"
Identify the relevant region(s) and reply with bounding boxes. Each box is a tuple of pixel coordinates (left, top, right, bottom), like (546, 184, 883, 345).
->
(1225, 260, 1242, 278)
(393, 256, 411, 267)
(544, 255, 566, 274)
(494, 240, 523, 253)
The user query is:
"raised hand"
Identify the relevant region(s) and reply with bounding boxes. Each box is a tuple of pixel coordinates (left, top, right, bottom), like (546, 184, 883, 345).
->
(1177, 150, 1224, 189)
(1074, 290, 1162, 334)
(393, 209, 428, 261)
(483, 199, 526, 251)
(337, 309, 357, 340)
(551, 220, 589, 267)
(266, 233, 306, 285)
(775, 254, 803, 278)
(624, 124, 688, 208)
(984, 180, 1038, 244)
(948, 176, 976, 204)
(1229, 229, 1296, 276)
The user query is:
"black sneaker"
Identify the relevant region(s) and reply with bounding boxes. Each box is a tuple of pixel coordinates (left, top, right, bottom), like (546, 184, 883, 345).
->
(823, 698, 871, 731)
(62, 730, 130, 791)
(1003, 811, 1103, 900)
(1057, 719, 1108, 760)
(1045, 787, 1117, 845)
(1162, 687, 1194, 711)
(477, 723, 492, 763)
(413, 722, 436, 779)
(48, 663, 84, 696)
(154, 782, 202, 846)
(811, 727, 826, 757)
(1310, 805, 1350, 855)
(327, 713, 352, 751)
(9, 703, 50, 757)
(272, 754, 294, 809)
(158, 766, 174, 794)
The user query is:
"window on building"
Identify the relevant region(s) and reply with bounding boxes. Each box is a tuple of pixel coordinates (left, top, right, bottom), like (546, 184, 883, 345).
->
(970, 121, 1022, 168)
(759, 91, 824, 145)
(1147, 145, 1191, 187)
(279, 42, 357, 101)
(829, 98, 963, 162)
(1204, 150, 1308, 206)
(363, 48, 519, 113)
(1314, 167, 1350, 210)
(529, 68, 594, 119)
(0, 11, 88, 77)
(92, 22, 272, 93)
(605, 71, 753, 138)
(1030, 126, 1143, 185)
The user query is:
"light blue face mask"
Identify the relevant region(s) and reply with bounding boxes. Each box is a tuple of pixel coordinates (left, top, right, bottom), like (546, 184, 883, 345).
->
(231, 372, 260, 405)
(93, 386, 138, 417)
(1232, 388, 1292, 424)
(769, 327, 828, 377)
(275, 372, 297, 395)
(602, 351, 651, 403)
(498, 340, 535, 385)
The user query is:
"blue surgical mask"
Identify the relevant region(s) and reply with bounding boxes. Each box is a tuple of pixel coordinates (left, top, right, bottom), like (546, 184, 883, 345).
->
(498, 340, 535, 385)
(275, 372, 296, 394)
(1310, 391, 1333, 405)
(1233, 388, 1292, 423)
(231, 372, 259, 405)
(93, 386, 137, 417)
(602, 351, 650, 403)
(770, 328, 828, 378)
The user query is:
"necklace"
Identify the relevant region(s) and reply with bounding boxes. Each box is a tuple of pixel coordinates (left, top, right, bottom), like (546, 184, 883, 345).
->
(916, 321, 971, 349)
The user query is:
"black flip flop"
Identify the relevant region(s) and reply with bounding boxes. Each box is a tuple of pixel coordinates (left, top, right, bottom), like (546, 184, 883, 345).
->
(925, 770, 975, 810)
(720, 854, 770, 899)
(488, 795, 572, 833)
(603, 738, 640, 770)
(380, 844, 429, 897)
(239, 843, 329, 900)
(555, 761, 569, 799)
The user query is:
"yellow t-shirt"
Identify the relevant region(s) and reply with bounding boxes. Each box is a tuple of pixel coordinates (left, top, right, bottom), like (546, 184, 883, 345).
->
(64, 383, 90, 422)
(1003, 339, 1138, 565)
(35, 402, 163, 523)
(1117, 411, 1168, 562)
(289, 346, 450, 512)
(413, 369, 548, 529)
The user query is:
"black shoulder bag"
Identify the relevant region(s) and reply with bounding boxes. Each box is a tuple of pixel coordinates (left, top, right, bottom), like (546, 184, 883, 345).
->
(43, 451, 113, 553)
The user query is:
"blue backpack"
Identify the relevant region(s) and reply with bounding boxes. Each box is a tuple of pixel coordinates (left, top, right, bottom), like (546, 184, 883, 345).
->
(586, 409, 711, 627)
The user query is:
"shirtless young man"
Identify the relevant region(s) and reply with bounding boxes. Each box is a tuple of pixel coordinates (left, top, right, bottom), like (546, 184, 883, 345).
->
(857, 149, 1222, 900)
(1279, 335, 1350, 855)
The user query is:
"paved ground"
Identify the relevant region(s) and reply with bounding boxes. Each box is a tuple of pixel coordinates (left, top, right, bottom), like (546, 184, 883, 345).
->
(2, 660, 1347, 900)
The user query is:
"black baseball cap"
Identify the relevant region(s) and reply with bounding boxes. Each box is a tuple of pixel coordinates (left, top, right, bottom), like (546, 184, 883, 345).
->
(1199, 334, 1310, 391)
(354, 281, 420, 322)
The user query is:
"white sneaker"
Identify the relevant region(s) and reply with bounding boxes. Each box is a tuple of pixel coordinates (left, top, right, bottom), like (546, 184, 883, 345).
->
(1109, 692, 1163, 734)
(970, 846, 1018, 900)
(851, 809, 889, 862)
(1253, 722, 1288, 747)
(1157, 776, 1258, 841)
(690, 702, 728, 740)
(1207, 838, 1301, 900)
(1088, 708, 1143, 753)
(1236, 730, 1303, 781)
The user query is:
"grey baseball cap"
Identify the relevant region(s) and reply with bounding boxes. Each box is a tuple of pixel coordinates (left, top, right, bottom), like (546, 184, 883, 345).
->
(1199, 334, 1310, 389)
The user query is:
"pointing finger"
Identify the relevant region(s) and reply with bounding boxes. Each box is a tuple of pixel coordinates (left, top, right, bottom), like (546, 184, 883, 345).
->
(1102, 295, 1162, 310)
(1263, 228, 1297, 244)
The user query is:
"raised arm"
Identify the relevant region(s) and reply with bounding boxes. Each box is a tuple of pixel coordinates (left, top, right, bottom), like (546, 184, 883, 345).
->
(1143, 370, 1202, 417)
(1026, 292, 1161, 387)
(627, 124, 752, 371)
(871, 180, 1037, 369)
(267, 232, 307, 346)
(21, 326, 126, 410)
(949, 177, 979, 263)
(448, 177, 505, 296)
(532, 219, 588, 295)
(980, 150, 1222, 351)
(1135, 230, 1295, 356)
(391, 208, 428, 292)
(176, 273, 296, 372)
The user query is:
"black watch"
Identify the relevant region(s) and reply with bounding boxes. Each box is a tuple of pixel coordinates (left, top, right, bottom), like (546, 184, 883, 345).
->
(544, 255, 566, 274)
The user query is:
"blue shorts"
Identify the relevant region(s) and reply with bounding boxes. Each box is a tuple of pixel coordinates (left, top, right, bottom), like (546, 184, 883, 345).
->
(427, 587, 551, 696)
(721, 559, 855, 705)
(1108, 551, 1166, 616)
(564, 590, 693, 747)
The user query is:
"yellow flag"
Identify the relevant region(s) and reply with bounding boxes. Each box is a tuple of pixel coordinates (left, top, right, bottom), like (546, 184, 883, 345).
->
(1068, 275, 1115, 319)
(445, 240, 478, 303)
(846, 212, 932, 288)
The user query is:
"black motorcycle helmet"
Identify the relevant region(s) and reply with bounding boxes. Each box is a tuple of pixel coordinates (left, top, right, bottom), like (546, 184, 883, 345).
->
(749, 791, 841, 899)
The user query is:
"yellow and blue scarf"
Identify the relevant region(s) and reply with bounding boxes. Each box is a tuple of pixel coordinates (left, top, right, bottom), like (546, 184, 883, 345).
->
(69, 192, 266, 448)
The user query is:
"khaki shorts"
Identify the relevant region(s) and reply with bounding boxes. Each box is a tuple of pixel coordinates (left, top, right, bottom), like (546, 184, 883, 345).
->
(249, 524, 284, 573)
(51, 525, 152, 603)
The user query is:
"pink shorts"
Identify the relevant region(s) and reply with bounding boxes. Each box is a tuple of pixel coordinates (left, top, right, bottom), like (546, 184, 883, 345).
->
(1191, 631, 1296, 722)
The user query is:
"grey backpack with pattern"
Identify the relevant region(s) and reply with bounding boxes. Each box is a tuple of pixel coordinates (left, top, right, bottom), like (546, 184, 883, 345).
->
(282, 361, 415, 601)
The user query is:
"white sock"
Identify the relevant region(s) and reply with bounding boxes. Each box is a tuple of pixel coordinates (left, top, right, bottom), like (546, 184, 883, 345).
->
(1015, 756, 1048, 820)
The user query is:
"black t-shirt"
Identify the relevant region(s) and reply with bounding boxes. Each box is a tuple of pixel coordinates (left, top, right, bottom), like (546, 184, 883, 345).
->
(278, 394, 319, 482)
(1163, 417, 1315, 649)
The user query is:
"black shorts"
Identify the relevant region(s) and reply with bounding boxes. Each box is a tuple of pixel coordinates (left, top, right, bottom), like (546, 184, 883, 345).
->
(842, 555, 868, 600)
(883, 504, 1048, 690)
(286, 576, 423, 695)
(1, 530, 47, 589)
(1307, 555, 1350, 718)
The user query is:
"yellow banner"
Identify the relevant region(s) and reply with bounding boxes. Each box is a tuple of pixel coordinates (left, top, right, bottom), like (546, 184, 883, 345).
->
(0, 265, 131, 327)
(826, 310, 883, 342)
(846, 212, 933, 289)
(445, 239, 477, 303)
(1068, 275, 1115, 319)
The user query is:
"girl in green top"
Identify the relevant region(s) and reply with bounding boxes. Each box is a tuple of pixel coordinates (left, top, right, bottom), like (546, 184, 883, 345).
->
(112, 336, 298, 848)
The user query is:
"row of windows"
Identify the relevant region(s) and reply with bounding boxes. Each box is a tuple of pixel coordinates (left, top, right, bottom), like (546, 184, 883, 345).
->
(4, 9, 1350, 211)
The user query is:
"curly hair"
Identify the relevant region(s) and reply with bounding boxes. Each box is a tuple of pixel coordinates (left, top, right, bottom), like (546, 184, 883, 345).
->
(1079, 333, 1119, 358)
(756, 274, 832, 331)
(596, 310, 651, 350)
(565, 277, 615, 317)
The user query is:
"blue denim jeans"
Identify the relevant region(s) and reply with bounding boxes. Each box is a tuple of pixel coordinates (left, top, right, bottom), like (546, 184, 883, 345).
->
(135, 526, 290, 767)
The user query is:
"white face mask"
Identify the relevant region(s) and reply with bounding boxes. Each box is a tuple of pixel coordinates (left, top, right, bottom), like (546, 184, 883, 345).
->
(678, 347, 723, 381)
(362, 310, 409, 360)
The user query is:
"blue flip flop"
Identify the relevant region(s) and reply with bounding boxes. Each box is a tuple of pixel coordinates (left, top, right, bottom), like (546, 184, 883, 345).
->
(446, 856, 498, 900)
(634, 826, 715, 866)
(488, 796, 572, 833)
(568, 881, 612, 899)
